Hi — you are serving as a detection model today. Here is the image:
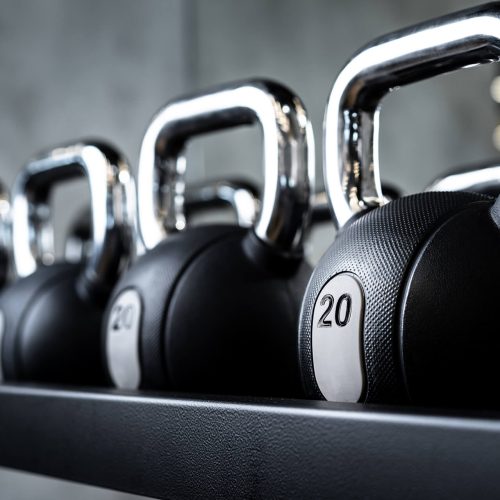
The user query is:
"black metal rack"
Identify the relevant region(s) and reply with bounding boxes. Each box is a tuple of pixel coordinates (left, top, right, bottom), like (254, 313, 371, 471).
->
(1, 384, 500, 499)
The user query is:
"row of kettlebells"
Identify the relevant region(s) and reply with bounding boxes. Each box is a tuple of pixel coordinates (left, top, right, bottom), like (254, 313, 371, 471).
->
(1, 3, 500, 409)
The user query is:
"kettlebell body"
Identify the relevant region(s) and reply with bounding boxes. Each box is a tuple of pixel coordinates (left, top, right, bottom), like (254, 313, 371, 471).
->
(107, 225, 310, 395)
(0, 263, 104, 383)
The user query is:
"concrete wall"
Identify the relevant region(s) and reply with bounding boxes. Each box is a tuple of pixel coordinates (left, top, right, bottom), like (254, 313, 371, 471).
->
(0, 0, 497, 498)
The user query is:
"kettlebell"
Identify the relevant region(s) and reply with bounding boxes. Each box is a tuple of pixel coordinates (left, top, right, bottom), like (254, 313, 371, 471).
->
(0, 140, 135, 385)
(299, 3, 500, 408)
(105, 79, 314, 397)
(64, 178, 259, 262)
(427, 161, 500, 197)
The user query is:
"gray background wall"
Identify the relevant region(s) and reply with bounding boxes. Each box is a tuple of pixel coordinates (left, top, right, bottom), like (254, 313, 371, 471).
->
(0, 0, 496, 498)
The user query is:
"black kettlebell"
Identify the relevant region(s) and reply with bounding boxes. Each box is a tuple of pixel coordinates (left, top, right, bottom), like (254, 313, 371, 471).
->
(64, 178, 259, 262)
(0, 141, 135, 385)
(299, 3, 500, 409)
(105, 79, 314, 397)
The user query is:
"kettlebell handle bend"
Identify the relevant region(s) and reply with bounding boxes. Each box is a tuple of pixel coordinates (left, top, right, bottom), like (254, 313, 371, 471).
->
(12, 140, 134, 298)
(138, 79, 314, 256)
(325, 2, 500, 229)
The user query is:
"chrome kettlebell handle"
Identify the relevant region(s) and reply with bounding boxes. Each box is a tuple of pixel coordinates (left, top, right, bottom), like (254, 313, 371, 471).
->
(325, 2, 500, 229)
(12, 140, 135, 296)
(64, 178, 259, 262)
(311, 183, 401, 223)
(426, 162, 500, 194)
(138, 79, 314, 255)
(184, 178, 259, 227)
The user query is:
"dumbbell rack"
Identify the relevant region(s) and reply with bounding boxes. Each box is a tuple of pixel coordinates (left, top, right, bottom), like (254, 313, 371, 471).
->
(0, 384, 500, 498)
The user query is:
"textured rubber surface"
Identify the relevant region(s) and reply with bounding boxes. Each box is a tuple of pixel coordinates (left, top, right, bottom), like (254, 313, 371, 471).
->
(0, 264, 71, 379)
(105, 223, 311, 397)
(165, 230, 311, 397)
(400, 201, 500, 407)
(299, 191, 491, 403)
(103, 225, 239, 388)
(0, 263, 105, 384)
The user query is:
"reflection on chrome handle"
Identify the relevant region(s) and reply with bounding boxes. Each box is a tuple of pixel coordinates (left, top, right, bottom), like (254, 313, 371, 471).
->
(138, 79, 314, 256)
(311, 183, 401, 224)
(65, 177, 260, 262)
(325, 3, 500, 229)
(426, 162, 500, 195)
(185, 178, 259, 227)
(12, 140, 135, 297)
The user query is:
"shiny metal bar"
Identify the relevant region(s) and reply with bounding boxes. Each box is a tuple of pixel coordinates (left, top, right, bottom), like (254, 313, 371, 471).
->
(12, 141, 134, 296)
(426, 162, 500, 195)
(138, 79, 314, 255)
(184, 178, 259, 227)
(312, 184, 401, 223)
(325, 3, 500, 229)
(65, 178, 259, 262)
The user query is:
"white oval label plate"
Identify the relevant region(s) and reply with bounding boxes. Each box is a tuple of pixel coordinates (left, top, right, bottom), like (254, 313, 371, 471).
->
(311, 273, 365, 402)
(106, 289, 142, 389)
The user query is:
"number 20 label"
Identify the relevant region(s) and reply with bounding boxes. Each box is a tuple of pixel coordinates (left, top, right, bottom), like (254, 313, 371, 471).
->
(106, 289, 142, 390)
(317, 293, 352, 328)
(311, 273, 365, 402)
